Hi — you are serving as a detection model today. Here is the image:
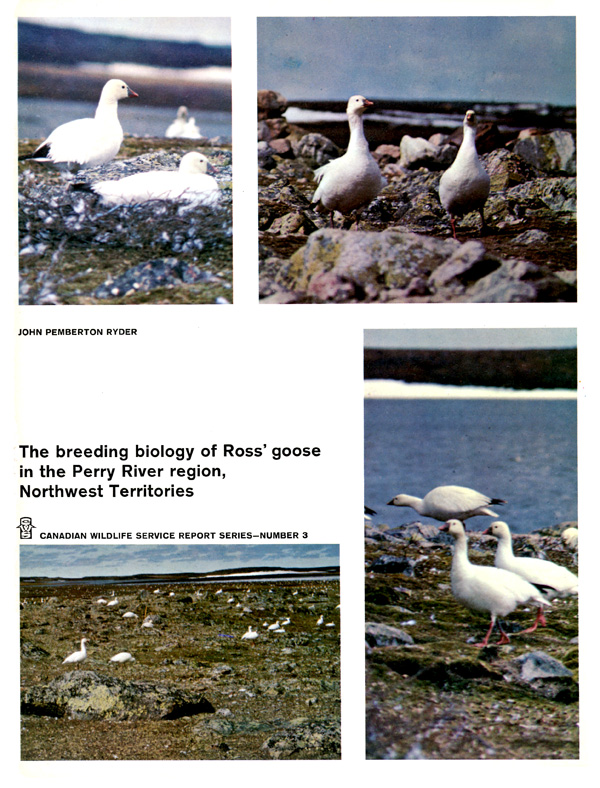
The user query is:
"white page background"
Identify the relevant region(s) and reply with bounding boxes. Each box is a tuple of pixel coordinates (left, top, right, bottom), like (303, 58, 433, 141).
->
(8, 0, 596, 783)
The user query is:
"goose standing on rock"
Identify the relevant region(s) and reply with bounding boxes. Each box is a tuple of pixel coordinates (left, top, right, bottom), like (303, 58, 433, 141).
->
(387, 484, 506, 523)
(19, 79, 138, 171)
(62, 638, 88, 666)
(438, 110, 490, 239)
(440, 520, 551, 646)
(484, 521, 578, 604)
(311, 95, 385, 227)
(77, 152, 221, 206)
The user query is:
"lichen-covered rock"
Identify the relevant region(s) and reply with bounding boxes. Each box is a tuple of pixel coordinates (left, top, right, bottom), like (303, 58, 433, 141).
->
(261, 718, 341, 759)
(513, 130, 576, 175)
(21, 670, 215, 720)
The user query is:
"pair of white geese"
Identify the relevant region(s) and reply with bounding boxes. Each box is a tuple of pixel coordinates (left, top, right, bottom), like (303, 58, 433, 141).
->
(312, 95, 489, 236)
(387, 484, 578, 647)
(19, 79, 221, 207)
(21, 80, 486, 233)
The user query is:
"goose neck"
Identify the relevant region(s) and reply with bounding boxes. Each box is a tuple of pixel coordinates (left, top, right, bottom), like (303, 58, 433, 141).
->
(347, 112, 369, 152)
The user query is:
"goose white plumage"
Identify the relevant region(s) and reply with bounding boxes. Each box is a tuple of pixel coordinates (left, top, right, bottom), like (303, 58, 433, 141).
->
(438, 110, 490, 239)
(122, 612, 138, 619)
(62, 638, 88, 665)
(561, 526, 578, 549)
(83, 152, 221, 206)
(110, 652, 135, 663)
(19, 79, 138, 170)
(484, 521, 578, 599)
(241, 626, 259, 641)
(267, 621, 280, 631)
(440, 520, 551, 647)
(387, 484, 505, 522)
(165, 106, 203, 139)
(312, 95, 385, 225)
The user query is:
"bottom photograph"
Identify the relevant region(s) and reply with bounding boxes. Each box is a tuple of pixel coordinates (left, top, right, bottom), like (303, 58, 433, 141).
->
(20, 543, 340, 761)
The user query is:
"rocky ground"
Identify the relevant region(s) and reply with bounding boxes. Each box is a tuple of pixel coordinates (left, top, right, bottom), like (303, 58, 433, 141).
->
(20, 578, 340, 760)
(18, 136, 232, 305)
(258, 91, 576, 303)
(365, 520, 579, 759)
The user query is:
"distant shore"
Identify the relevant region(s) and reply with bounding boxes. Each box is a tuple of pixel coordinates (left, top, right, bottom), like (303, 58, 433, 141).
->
(364, 348, 576, 390)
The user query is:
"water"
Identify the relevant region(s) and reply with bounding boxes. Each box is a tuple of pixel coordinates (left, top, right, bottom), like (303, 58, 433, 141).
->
(365, 397, 577, 532)
(18, 97, 232, 142)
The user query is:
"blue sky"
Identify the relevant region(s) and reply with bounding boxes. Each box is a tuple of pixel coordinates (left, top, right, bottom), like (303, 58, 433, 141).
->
(258, 17, 576, 105)
(363, 328, 576, 350)
(20, 544, 339, 578)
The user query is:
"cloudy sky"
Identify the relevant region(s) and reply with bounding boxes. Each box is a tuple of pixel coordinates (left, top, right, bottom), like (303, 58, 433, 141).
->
(258, 17, 575, 105)
(19, 14, 231, 45)
(20, 544, 339, 578)
(363, 328, 577, 350)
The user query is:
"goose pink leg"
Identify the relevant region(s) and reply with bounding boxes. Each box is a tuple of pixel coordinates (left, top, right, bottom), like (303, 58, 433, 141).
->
(518, 606, 547, 635)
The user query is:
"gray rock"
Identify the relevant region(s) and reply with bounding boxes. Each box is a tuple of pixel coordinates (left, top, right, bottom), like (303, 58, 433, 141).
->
(515, 651, 572, 681)
(513, 229, 551, 245)
(291, 132, 340, 167)
(399, 135, 456, 170)
(365, 622, 415, 647)
(504, 651, 578, 703)
(368, 554, 420, 576)
(428, 240, 501, 292)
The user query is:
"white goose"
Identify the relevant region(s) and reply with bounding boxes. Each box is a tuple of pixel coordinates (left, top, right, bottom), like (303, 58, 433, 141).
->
(438, 110, 490, 239)
(62, 637, 88, 666)
(561, 526, 578, 549)
(484, 521, 578, 599)
(241, 626, 259, 641)
(440, 520, 551, 647)
(312, 95, 385, 226)
(82, 152, 221, 206)
(19, 79, 138, 170)
(110, 652, 135, 663)
(387, 484, 505, 522)
(165, 105, 203, 139)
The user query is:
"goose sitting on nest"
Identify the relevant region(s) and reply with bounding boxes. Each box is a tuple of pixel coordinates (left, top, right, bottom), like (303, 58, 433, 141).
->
(440, 520, 551, 646)
(438, 110, 490, 239)
(19, 79, 138, 171)
(311, 95, 385, 227)
(110, 652, 135, 663)
(387, 484, 505, 522)
(75, 152, 221, 206)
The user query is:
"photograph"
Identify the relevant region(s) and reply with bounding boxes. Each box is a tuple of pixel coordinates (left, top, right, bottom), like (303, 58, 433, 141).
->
(364, 328, 578, 759)
(17, 16, 232, 305)
(258, 17, 576, 304)
(20, 543, 341, 760)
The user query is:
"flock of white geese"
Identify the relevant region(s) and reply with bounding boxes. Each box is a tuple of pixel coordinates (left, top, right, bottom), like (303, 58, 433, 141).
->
(376, 484, 578, 647)
(62, 586, 338, 666)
